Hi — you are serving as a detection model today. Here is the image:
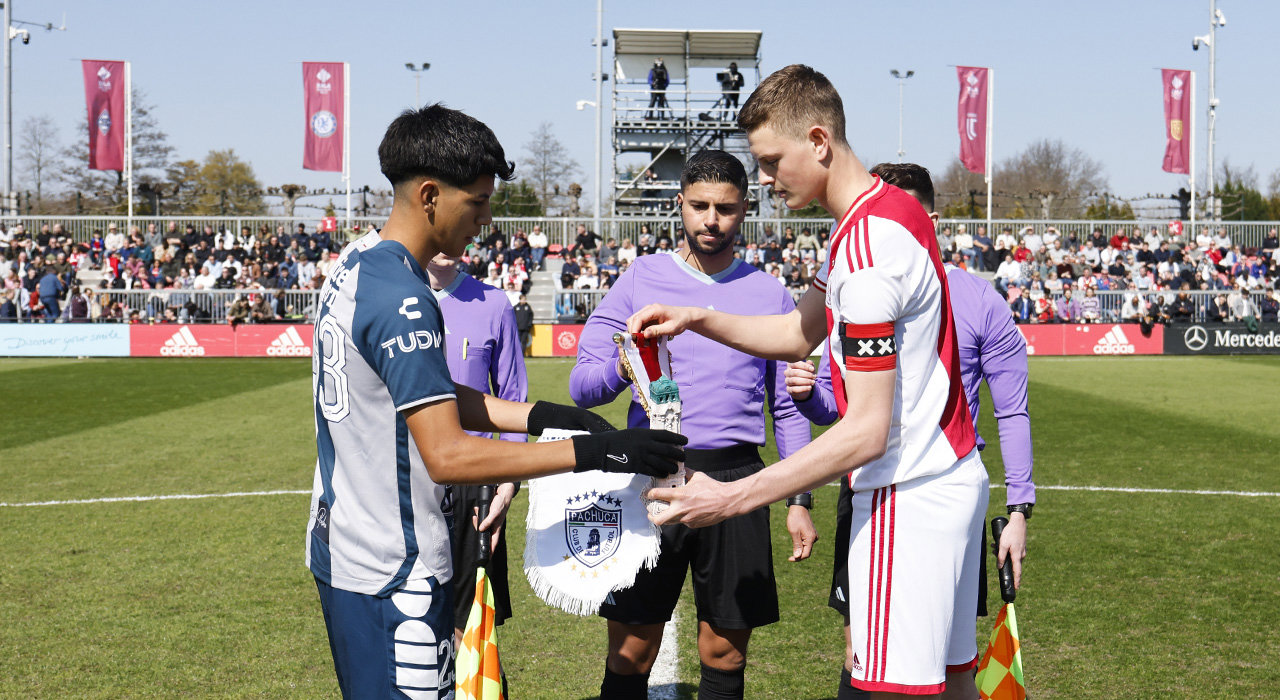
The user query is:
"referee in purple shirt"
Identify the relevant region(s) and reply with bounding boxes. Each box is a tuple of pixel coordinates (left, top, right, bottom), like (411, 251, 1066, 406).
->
(571, 150, 816, 700)
(425, 252, 529, 647)
(785, 163, 1034, 698)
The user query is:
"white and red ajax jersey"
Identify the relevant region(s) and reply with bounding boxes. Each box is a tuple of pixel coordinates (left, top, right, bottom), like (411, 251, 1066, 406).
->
(812, 176, 976, 490)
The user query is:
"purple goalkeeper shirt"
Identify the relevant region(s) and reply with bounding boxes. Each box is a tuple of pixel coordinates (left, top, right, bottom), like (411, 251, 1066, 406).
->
(434, 272, 528, 442)
(796, 265, 1035, 504)
(570, 253, 810, 457)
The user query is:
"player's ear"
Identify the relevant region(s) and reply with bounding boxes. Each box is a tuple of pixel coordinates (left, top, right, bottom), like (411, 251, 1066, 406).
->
(808, 125, 831, 161)
(415, 178, 440, 215)
(675, 192, 684, 209)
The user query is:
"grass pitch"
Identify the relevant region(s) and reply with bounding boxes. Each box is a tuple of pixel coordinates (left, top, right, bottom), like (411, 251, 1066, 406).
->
(1, 356, 1278, 698)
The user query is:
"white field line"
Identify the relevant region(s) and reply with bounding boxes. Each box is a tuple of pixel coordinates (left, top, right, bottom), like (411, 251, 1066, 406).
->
(991, 483, 1280, 498)
(649, 613, 680, 697)
(0, 489, 310, 508)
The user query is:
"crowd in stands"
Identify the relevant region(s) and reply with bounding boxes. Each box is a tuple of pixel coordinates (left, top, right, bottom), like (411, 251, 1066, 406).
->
(0, 219, 339, 323)
(5, 216, 1279, 326)
(954, 223, 1280, 324)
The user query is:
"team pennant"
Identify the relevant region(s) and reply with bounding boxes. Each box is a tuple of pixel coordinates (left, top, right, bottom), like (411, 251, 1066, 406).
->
(523, 429, 660, 615)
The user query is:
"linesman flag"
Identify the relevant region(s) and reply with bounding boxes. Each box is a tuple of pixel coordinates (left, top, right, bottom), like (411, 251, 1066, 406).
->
(1161, 69, 1192, 174)
(456, 485, 504, 700)
(81, 60, 126, 171)
(975, 517, 1027, 700)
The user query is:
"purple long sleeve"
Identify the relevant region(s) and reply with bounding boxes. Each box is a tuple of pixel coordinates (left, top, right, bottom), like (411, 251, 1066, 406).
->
(570, 254, 810, 456)
(947, 267, 1035, 505)
(794, 348, 839, 426)
(439, 274, 528, 442)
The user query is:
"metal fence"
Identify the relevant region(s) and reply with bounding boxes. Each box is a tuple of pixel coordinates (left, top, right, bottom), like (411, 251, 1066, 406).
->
(6, 215, 1279, 252)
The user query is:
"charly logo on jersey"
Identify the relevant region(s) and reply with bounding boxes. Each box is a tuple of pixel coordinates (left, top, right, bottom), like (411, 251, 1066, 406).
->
(96, 65, 112, 92)
(398, 297, 422, 320)
(310, 110, 337, 138)
(381, 329, 442, 358)
(97, 109, 111, 136)
(564, 492, 622, 568)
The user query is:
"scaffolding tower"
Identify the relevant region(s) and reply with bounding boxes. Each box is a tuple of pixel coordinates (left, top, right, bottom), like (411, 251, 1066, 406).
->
(611, 29, 762, 217)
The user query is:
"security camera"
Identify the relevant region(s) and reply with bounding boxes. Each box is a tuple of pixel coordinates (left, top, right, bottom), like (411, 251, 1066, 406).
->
(1215, 9, 1226, 26)
(1192, 34, 1211, 50)
(10, 28, 30, 45)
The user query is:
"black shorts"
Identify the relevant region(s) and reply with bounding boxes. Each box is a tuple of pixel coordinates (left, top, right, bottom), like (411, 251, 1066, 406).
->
(450, 483, 512, 628)
(828, 479, 988, 619)
(599, 444, 779, 630)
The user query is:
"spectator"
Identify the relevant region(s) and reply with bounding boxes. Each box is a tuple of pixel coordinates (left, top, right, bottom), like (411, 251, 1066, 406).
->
(937, 225, 954, 257)
(1055, 287, 1082, 323)
(719, 61, 745, 119)
(527, 224, 548, 270)
(513, 293, 534, 354)
(794, 226, 819, 254)
(1168, 292, 1194, 323)
(574, 223, 600, 254)
(0, 289, 16, 321)
(955, 225, 976, 269)
(250, 294, 275, 323)
(37, 266, 65, 322)
(617, 238, 637, 265)
(1080, 287, 1103, 323)
(1206, 293, 1229, 322)
(104, 223, 125, 255)
(227, 295, 251, 326)
(1022, 226, 1043, 256)
(1119, 292, 1144, 321)
(1260, 291, 1280, 323)
(973, 225, 993, 271)
(1011, 288, 1035, 322)
(1212, 227, 1232, 254)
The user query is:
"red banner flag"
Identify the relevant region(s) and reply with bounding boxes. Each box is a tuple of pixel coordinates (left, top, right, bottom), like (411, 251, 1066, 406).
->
(1161, 69, 1191, 175)
(81, 60, 126, 171)
(303, 62, 345, 172)
(957, 66, 989, 174)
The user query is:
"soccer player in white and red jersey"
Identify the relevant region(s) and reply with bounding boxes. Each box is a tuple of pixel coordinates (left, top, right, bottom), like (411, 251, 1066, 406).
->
(630, 65, 986, 700)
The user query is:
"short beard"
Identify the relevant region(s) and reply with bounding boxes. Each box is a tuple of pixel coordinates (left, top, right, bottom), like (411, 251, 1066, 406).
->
(683, 228, 737, 257)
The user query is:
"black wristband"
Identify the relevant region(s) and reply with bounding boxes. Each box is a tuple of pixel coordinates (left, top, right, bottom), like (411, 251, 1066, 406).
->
(786, 492, 813, 509)
(1007, 503, 1033, 520)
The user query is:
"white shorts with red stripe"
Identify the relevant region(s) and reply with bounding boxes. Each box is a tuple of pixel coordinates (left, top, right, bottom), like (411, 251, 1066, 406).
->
(846, 449, 988, 695)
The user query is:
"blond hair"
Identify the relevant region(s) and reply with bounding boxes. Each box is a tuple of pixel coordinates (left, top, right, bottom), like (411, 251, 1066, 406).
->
(738, 64, 847, 146)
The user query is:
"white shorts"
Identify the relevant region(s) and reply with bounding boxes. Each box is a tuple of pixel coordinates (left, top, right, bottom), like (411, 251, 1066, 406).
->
(846, 450, 988, 694)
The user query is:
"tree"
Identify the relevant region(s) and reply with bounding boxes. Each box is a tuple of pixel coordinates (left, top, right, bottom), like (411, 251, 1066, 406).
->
(192, 149, 265, 215)
(522, 122, 581, 215)
(491, 179, 544, 217)
(1216, 159, 1270, 221)
(934, 158, 988, 217)
(131, 88, 175, 190)
(16, 115, 62, 212)
(994, 139, 1107, 219)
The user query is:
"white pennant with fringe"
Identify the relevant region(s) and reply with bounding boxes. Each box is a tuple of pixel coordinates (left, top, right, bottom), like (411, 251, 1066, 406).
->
(522, 429, 661, 616)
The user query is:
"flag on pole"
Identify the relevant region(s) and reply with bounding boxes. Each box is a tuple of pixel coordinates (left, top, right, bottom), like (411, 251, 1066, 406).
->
(1161, 69, 1192, 174)
(456, 565, 504, 700)
(975, 602, 1026, 700)
(956, 66, 990, 174)
(302, 62, 345, 172)
(81, 60, 126, 171)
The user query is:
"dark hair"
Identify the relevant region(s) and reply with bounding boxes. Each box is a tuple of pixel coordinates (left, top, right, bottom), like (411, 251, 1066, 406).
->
(680, 150, 748, 198)
(378, 104, 515, 188)
(869, 162, 935, 212)
(738, 64, 847, 146)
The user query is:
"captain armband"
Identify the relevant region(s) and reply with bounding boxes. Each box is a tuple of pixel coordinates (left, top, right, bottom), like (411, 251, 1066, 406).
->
(840, 322, 897, 372)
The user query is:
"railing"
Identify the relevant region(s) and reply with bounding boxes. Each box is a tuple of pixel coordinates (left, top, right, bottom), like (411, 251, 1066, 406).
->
(9, 283, 1270, 328)
(7, 215, 1278, 252)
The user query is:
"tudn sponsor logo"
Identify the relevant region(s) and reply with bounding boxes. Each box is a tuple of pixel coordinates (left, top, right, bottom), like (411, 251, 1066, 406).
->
(1093, 325, 1135, 355)
(381, 329, 442, 358)
(161, 326, 205, 356)
(268, 327, 310, 357)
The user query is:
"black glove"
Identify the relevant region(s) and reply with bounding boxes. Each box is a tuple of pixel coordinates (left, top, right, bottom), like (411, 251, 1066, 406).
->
(526, 400, 614, 436)
(571, 429, 687, 477)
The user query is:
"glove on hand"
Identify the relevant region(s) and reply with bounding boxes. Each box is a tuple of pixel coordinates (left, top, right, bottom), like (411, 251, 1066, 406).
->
(571, 428, 687, 477)
(527, 400, 615, 436)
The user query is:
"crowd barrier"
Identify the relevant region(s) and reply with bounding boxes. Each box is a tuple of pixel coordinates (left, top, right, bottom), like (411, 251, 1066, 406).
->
(5, 321, 1280, 358)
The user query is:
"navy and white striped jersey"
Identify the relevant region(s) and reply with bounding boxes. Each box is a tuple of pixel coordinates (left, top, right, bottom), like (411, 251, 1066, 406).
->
(306, 239, 457, 596)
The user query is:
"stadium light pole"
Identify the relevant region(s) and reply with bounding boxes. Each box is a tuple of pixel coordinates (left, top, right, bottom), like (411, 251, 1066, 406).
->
(2, 4, 64, 215)
(1193, 0, 1224, 220)
(890, 69, 914, 162)
(590, 0, 606, 238)
(404, 62, 430, 107)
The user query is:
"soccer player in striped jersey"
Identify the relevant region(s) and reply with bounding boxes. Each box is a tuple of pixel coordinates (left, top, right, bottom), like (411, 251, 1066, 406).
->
(785, 162, 1035, 700)
(629, 66, 986, 699)
(306, 105, 686, 699)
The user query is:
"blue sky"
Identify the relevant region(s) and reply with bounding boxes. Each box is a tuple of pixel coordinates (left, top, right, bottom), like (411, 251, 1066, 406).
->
(10, 1, 1276, 207)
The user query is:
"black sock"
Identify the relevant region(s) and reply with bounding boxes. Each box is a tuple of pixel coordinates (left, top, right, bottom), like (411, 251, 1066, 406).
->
(698, 663, 745, 700)
(600, 664, 649, 700)
(837, 666, 871, 700)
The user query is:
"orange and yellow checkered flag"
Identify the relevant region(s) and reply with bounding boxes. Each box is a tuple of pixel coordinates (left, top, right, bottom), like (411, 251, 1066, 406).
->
(975, 602, 1025, 700)
(456, 565, 503, 700)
